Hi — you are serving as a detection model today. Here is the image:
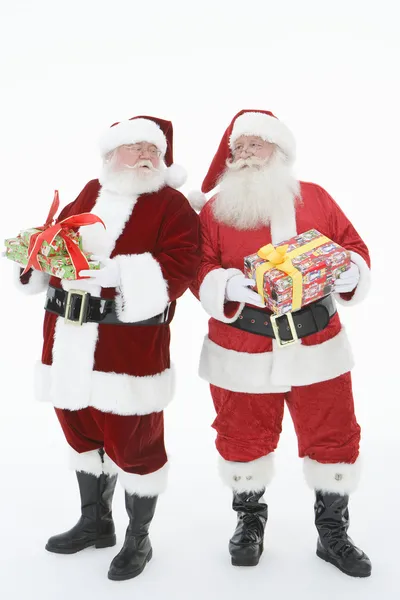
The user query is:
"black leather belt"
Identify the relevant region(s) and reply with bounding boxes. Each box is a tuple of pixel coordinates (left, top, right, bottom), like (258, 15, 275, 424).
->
(229, 295, 336, 347)
(44, 285, 170, 326)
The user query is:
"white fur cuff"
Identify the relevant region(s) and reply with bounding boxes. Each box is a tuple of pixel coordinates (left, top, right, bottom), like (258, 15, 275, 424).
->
(199, 268, 244, 323)
(219, 454, 275, 493)
(303, 457, 361, 495)
(69, 448, 117, 477)
(335, 251, 371, 307)
(114, 462, 169, 497)
(114, 253, 169, 322)
(13, 264, 50, 295)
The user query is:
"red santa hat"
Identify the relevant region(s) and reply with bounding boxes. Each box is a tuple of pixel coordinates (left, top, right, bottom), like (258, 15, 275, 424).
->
(99, 115, 187, 188)
(188, 109, 296, 210)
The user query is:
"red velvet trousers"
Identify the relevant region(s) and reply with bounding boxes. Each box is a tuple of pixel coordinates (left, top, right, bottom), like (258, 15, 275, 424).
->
(210, 372, 360, 464)
(55, 407, 168, 475)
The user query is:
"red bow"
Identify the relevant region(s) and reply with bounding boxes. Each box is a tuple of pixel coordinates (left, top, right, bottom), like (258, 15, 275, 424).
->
(22, 190, 105, 278)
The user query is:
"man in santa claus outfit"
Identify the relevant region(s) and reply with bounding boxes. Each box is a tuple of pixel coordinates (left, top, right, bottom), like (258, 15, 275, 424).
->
(190, 109, 371, 577)
(15, 116, 200, 581)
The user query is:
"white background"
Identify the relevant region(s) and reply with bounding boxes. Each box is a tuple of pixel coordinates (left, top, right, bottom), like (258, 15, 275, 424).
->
(0, 1, 399, 599)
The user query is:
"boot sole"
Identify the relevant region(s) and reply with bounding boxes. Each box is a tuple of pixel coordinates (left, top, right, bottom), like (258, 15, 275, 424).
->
(316, 549, 371, 578)
(108, 548, 153, 581)
(45, 535, 117, 555)
(231, 543, 263, 567)
(231, 556, 260, 567)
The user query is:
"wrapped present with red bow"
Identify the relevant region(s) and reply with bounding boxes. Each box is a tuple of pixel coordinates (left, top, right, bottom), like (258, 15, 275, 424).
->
(244, 229, 351, 316)
(4, 190, 105, 280)
(19, 226, 82, 257)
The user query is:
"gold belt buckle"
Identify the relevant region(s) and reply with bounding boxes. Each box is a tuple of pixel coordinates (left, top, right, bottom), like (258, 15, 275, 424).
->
(270, 312, 299, 347)
(65, 289, 89, 326)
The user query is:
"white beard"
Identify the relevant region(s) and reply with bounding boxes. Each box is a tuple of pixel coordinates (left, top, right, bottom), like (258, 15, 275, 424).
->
(213, 150, 300, 230)
(99, 158, 166, 196)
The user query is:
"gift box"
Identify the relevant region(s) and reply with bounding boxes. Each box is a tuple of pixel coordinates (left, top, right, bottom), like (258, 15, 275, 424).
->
(4, 190, 104, 280)
(244, 229, 351, 315)
(5, 236, 100, 279)
(19, 227, 82, 257)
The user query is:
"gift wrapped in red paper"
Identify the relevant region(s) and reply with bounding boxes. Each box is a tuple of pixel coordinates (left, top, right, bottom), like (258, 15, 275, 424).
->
(244, 229, 351, 315)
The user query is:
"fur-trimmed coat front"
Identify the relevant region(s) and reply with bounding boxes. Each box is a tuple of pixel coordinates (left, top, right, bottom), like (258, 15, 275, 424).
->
(192, 182, 371, 393)
(17, 179, 200, 415)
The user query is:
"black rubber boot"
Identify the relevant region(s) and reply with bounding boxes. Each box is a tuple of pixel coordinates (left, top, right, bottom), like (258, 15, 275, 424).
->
(314, 491, 371, 578)
(108, 493, 157, 581)
(46, 469, 117, 554)
(229, 489, 268, 567)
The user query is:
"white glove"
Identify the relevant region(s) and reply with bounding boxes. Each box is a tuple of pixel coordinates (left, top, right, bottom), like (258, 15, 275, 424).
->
(225, 274, 265, 307)
(79, 256, 121, 288)
(334, 262, 360, 293)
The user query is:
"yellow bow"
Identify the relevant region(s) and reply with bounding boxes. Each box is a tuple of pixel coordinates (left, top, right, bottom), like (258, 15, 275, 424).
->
(256, 244, 303, 311)
(254, 235, 331, 312)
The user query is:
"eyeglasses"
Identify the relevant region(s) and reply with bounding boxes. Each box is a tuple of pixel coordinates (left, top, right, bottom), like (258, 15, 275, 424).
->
(121, 144, 162, 158)
(232, 142, 265, 156)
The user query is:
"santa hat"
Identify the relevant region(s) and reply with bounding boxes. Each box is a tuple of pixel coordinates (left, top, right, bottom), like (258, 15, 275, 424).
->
(188, 109, 295, 210)
(99, 115, 187, 188)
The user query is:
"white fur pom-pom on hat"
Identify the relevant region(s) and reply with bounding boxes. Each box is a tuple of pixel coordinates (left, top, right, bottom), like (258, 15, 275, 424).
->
(164, 163, 187, 189)
(187, 190, 207, 212)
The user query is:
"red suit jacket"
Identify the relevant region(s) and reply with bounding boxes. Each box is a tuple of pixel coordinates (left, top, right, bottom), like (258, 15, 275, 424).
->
(17, 179, 200, 415)
(192, 182, 371, 394)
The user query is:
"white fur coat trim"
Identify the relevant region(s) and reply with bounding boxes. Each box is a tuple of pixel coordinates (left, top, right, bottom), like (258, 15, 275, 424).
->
(35, 361, 175, 415)
(335, 251, 371, 307)
(110, 459, 169, 497)
(303, 457, 361, 495)
(114, 253, 169, 322)
(13, 263, 50, 295)
(199, 326, 354, 393)
(69, 448, 117, 477)
(199, 336, 290, 393)
(230, 112, 296, 163)
(270, 198, 298, 244)
(99, 118, 167, 157)
(219, 454, 275, 493)
(49, 188, 139, 411)
(199, 268, 244, 323)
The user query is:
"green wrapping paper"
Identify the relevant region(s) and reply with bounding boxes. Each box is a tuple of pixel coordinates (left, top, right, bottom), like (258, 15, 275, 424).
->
(4, 236, 100, 280)
(19, 227, 82, 257)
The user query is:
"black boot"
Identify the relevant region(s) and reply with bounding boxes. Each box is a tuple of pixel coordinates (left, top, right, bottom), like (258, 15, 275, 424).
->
(229, 489, 268, 567)
(46, 470, 117, 554)
(108, 493, 157, 581)
(314, 491, 371, 577)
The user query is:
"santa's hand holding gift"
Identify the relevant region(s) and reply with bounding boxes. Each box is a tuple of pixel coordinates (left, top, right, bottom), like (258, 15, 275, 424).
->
(11, 115, 200, 582)
(190, 109, 371, 577)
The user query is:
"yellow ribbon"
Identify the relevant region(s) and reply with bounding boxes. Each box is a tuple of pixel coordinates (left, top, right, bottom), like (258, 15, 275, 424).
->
(255, 235, 330, 312)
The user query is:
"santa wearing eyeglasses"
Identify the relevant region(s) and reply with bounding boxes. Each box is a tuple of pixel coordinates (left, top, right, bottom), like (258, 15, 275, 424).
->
(15, 115, 200, 581)
(190, 109, 372, 578)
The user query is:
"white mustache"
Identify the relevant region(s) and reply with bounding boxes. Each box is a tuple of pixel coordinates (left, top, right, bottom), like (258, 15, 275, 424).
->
(226, 156, 269, 171)
(120, 159, 158, 171)
(133, 159, 157, 171)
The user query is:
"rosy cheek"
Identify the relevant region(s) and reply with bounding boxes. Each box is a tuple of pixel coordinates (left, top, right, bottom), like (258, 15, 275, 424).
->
(260, 146, 273, 159)
(117, 150, 137, 166)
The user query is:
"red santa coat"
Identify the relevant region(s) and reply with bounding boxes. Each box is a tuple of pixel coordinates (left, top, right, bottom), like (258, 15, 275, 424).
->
(17, 179, 200, 415)
(193, 182, 371, 394)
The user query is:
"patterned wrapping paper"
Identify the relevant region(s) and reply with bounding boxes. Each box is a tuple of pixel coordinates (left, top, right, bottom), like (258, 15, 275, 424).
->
(5, 236, 100, 280)
(244, 229, 351, 315)
(19, 228, 82, 257)
(4, 190, 105, 280)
